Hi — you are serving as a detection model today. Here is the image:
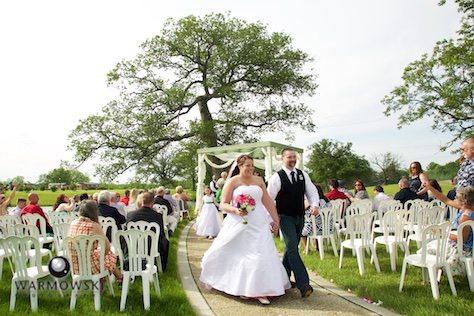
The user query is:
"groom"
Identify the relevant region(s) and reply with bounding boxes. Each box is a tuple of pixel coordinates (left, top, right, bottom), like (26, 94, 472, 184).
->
(267, 148, 320, 298)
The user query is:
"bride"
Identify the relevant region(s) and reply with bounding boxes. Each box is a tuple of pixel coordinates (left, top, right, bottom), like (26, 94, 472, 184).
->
(200, 154, 291, 305)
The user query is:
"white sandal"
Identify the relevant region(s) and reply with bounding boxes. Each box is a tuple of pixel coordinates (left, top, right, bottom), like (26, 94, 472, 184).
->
(256, 297, 270, 305)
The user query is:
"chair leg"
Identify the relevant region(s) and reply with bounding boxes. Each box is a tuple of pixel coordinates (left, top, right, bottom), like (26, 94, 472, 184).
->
(399, 260, 407, 292)
(120, 275, 131, 311)
(10, 280, 17, 311)
(389, 243, 397, 272)
(70, 282, 79, 310)
(93, 280, 101, 311)
(153, 271, 160, 296)
(465, 260, 474, 292)
(371, 246, 380, 272)
(142, 274, 151, 310)
(355, 247, 365, 275)
(331, 237, 338, 257)
(29, 281, 38, 312)
(339, 245, 345, 268)
(427, 266, 440, 299)
(317, 238, 324, 260)
(444, 265, 458, 297)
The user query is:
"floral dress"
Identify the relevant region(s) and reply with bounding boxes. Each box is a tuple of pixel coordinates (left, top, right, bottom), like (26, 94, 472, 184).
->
(302, 199, 332, 237)
(68, 216, 117, 275)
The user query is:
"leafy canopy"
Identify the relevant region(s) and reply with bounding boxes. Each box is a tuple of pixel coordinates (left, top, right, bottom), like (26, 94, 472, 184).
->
(382, 0, 474, 151)
(306, 139, 375, 189)
(68, 12, 318, 181)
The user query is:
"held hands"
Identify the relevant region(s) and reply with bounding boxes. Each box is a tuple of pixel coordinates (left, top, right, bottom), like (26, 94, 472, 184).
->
(310, 206, 319, 216)
(270, 221, 279, 235)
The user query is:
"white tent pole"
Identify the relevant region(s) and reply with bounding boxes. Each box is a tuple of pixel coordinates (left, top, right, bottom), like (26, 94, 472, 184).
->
(196, 153, 206, 211)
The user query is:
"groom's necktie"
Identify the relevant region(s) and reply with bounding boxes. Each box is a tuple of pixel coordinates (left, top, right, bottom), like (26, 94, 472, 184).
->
(290, 171, 296, 185)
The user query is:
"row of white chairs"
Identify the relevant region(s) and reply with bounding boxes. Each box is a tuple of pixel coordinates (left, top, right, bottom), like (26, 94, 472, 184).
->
(0, 222, 162, 311)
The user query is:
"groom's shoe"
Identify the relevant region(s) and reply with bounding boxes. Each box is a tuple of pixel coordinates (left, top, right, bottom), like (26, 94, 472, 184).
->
(300, 284, 313, 298)
(290, 281, 297, 288)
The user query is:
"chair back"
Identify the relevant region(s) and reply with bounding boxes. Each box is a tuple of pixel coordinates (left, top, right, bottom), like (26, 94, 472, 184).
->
(330, 199, 347, 224)
(313, 207, 335, 237)
(49, 212, 73, 225)
(447, 205, 461, 222)
(1, 235, 42, 278)
(381, 211, 406, 242)
(352, 199, 373, 209)
(404, 199, 430, 211)
(99, 216, 118, 247)
(22, 214, 49, 237)
(116, 229, 157, 276)
(346, 212, 376, 248)
(52, 223, 71, 256)
(153, 204, 168, 226)
(420, 221, 452, 265)
(64, 234, 106, 277)
(430, 199, 446, 209)
(0, 215, 22, 236)
(457, 221, 474, 259)
(378, 199, 402, 217)
(127, 221, 161, 237)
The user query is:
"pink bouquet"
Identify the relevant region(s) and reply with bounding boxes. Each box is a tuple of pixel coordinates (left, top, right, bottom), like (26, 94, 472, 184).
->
(234, 194, 256, 224)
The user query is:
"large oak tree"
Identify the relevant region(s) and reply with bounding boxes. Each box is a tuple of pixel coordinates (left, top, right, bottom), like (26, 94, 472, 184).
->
(68, 13, 318, 181)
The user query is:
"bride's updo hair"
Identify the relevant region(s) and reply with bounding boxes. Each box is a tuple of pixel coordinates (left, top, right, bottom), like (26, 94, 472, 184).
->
(231, 154, 254, 177)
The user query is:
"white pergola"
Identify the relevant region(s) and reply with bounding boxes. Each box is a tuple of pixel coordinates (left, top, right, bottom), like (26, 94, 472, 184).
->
(196, 141, 303, 209)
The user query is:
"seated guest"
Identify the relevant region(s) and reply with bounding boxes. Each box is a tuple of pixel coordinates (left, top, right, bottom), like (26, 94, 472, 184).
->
(97, 190, 126, 239)
(120, 189, 130, 206)
(164, 188, 177, 213)
(172, 185, 191, 210)
(127, 188, 140, 210)
(337, 180, 353, 198)
(325, 179, 348, 201)
(394, 177, 418, 206)
(0, 181, 17, 216)
(9, 198, 27, 217)
(154, 186, 177, 237)
(427, 179, 443, 202)
(21, 192, 53, 234)
(68, 201, 123, 284)
(423, 186, 474, 276)
(372, 186, 391, 211)
(447, 177, 458, 201)
(74, 193, 90, 212)
(346, 179, 370, 203)
(110, 192, 126, 218)
(127, 192, 170, 271)
(53, 193, 75, 212)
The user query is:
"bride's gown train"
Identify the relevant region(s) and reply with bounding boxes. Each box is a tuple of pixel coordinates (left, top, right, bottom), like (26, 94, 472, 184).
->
(200, 185, 290, 297)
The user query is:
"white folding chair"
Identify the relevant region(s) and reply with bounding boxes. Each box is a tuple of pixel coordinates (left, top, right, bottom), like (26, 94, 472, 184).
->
(305, 207, 338, 260)
(21, 214, 54, 249)
(0, 214, 22, 236)
(373, 199, 402, 231)
(49, 211, 73, 225)
(338, 201, 372, 242)
(331, 199, 347, 241)
(176, 199, 190, 221)
(457, 221, 474, 292)
(116, 229, 160, 311)
(447, 205, 461, 223)
(0, 225, 11, 281)
(404, 199, 431, 212)
(99, 216, 119, 255)
(13, 223, 53, 263)
(406, 206, 446, 251)
(2, 235, 62, 311)
(52, 223, 71, 256)
(64, 234, 115, 311)
(372, 210, 409, 271)
(153, 204, 169, 239)
(400, 221, 457, 299)
(126, 220, 163, 272)
(339, 211, 380, 275)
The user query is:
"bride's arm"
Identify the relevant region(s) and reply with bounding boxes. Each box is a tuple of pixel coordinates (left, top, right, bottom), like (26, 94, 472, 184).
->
(220, 178, 240, 214)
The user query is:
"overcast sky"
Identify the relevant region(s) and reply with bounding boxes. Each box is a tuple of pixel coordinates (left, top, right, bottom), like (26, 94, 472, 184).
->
(0, 0, 464, 183)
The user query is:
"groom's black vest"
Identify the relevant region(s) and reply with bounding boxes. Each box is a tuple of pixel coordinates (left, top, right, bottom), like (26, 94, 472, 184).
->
(275, 169, 306, 216)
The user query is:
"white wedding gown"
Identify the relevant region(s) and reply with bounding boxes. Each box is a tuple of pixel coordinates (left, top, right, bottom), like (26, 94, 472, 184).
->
(200, 185, 290, 297)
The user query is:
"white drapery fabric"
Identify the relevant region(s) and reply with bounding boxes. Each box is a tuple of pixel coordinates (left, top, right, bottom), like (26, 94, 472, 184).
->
(195, 142, 303, 209)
